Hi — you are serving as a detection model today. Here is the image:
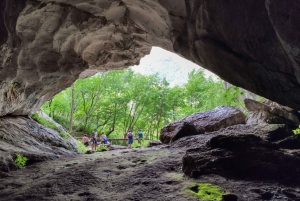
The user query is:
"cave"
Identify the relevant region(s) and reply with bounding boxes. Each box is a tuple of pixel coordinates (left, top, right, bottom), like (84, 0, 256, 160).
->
(2, 0, 300, 200)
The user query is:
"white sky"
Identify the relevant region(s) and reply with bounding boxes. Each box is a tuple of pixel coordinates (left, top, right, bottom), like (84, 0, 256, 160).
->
(131, 47, 217, 87)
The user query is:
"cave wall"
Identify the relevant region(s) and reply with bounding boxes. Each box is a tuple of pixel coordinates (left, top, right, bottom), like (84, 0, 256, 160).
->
(1, 0, 300, 116)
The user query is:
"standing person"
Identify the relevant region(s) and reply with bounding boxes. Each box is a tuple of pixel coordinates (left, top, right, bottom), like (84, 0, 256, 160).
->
(126, 130, 134, 148)
(100, 132, 109, 144)
(137, 129, 144, 145)
(82, 134, 90, 147)
(91, 129, 98, 151)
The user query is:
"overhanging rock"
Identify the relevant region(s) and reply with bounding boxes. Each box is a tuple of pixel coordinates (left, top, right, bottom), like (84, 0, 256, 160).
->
(2, 0, 300, 115)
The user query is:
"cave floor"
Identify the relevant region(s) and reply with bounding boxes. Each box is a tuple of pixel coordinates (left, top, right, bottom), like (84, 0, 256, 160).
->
(0, 147, 299, 201)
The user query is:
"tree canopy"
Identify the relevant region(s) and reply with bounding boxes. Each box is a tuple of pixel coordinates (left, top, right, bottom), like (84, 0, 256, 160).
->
(41, 68, 244, 140)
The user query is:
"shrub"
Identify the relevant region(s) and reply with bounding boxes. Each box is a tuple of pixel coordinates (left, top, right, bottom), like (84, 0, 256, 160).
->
(189, 183, 227, 201)
(96, 144, 109, 152)
(53, 115, 69, 129)
(76, 140, 87, 153)
(14, 153, 28, 168)
(131, 139, 150, 148)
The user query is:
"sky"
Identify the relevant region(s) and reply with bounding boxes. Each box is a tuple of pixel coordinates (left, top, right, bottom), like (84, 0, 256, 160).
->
(131, 47, 218, 87)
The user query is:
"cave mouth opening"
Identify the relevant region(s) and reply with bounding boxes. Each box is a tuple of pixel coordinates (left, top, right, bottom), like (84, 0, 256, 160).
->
(38, 46, 253, 143)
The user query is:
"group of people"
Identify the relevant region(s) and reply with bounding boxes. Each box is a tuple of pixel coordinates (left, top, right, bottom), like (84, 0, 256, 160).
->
(125, 129, 144, 148)
(81, 129, 144, 150)
(81, 129, 109, 151)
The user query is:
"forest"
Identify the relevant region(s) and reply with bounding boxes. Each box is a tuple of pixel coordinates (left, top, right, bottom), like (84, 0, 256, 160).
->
(40, 68, 245, 140)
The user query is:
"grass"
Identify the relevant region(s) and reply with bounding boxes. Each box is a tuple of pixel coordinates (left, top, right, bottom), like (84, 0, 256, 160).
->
(131, 139, 150, 148)
(31, 113, 59, 132)
(189, 183, 227, 201)
(76, 140, 87, 153)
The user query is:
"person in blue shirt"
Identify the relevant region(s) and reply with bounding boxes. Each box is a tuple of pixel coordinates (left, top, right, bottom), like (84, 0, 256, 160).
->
(100, 132, 109, 145)
(126, 130, 134, 148)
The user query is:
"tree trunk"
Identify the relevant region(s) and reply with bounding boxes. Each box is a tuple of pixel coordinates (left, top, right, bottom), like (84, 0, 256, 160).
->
(69, 83, 75, 134)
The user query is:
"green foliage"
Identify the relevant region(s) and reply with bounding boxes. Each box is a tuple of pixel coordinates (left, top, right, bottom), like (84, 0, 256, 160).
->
(53, 115, 69, 130)
(14, 153, 28, 168)
(76, 140, 87, 153)
(31, 113, 59, 131)
(60, 132, 71, 140)
(189, 183, 227, 201)
(131, 139, 150, 148)
(293, 126, 300, 135)
(41, 68, 245, 140)
(96, 144, 109, 152)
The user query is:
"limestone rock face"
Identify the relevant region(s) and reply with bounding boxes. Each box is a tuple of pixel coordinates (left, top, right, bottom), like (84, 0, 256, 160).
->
(0, 0, 300, 116)
(1, 0, 300, 115)
(0, 0, 173, 116)
(245, 99, 300, 128)
(160, 106, 246, 143)
(0, 116, 77, 172)
(174, 0, 300, 110)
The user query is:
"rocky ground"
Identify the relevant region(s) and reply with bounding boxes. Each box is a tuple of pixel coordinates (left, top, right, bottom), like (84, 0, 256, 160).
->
(2, 100, 300, 201)
(1, 145, 300, 201)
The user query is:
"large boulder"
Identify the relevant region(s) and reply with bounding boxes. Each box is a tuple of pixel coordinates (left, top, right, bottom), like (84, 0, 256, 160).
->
(171, 123, 294, 150)
(245, 99, 300, 128)
(182, 134, 300, 184)
(160, 106, 246, 143)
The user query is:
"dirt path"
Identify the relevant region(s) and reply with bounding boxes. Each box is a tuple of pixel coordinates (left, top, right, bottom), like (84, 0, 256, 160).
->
(0, 147, 198, 201)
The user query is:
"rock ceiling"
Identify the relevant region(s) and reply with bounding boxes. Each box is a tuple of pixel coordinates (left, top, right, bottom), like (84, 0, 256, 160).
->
(1, 0, 300, 116)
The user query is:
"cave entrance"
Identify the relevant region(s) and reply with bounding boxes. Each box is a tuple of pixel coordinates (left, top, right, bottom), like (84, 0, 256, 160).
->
(39, 47, 251, 145)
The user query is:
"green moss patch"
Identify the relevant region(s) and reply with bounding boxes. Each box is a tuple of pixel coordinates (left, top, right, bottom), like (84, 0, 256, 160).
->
(31, 113, 59, 132)
(189, 183, 227, 201)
